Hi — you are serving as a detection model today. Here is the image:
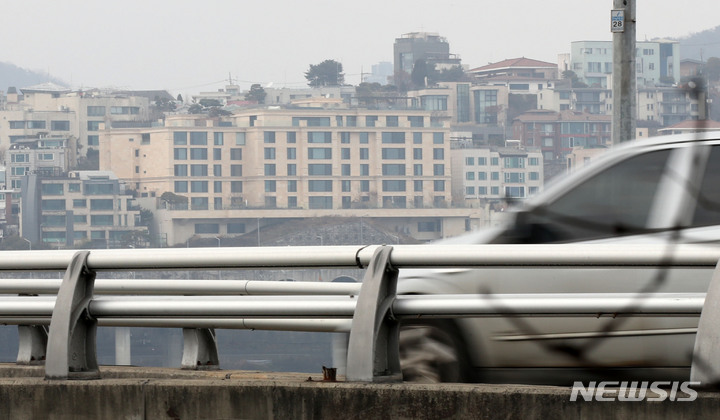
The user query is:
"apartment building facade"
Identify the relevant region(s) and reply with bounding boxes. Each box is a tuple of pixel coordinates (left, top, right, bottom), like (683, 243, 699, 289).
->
(570, 40, 680, 88)
(0, 83, 150, 157)
(451, 144, 544, 205)
(512, 110, 611, 179)
(98, 108, 477, 245)
(20, 171, 146, 248)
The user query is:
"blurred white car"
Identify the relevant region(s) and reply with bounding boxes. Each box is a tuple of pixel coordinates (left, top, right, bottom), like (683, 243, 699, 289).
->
(397, 131, 720, 383)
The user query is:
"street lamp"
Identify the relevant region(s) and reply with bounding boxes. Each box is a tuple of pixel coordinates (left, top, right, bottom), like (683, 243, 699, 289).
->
(20, 237, 31, 250)
(214, 237, 221, 247)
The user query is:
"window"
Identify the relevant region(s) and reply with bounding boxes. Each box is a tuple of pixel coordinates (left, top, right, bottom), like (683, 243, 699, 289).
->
(287, 148, 297, 159)
(414, 164, 423, 176)
(466, 172, 475, 181)
(433, 132, 444, 144)
(408, 116, 424, 127)
(413, 148, 423, 159)
(231, 181, 243, 193)
(308, 180, 333, 192)
(360, 164, 369, 176)
(68, 183, 80, 192)
(42, 184, 63, 195)
(382, 164, 405, 176)
(90, 198, 113, 210)
(433, 148, 444, 160)
(227, 223, 246, 234)
(214, 180, 223, 193)
(230, 148, 242, 160)
(360, 180, 370, 192)
(359, 132, 369, 143)
(191, 197, 209, 210)
(174, 132, 188, 145)
(529, 172, 540, 181)
(347, 116, 357, 127)
(433, 164, 444, 175)
(466, 157, 475, 165)
(386, 116, 399, 127)
(190, 181, 208, 193)
(264, 164, 276, 176)
(213, 164, 222, 176)
(264, 147, 276, 159)
(264, 131, 276, 143)
(235, 132, 246, 145)
(174, 148, 187, 160)
(505, 186, 525, 198)
(308, 164, 332, 175)
(265, 180, 276, 192)
(466, 186, 475, 195)
(190, 164, 207, 176)
(342, 180, 351, 192)
(91, 215, 114, 226)
(73, 199, 87, 208)
(382, 148, 405, 159)
(87, 121, 102, 131)
(213, 132, 224, 145)
(195, 223, 219, 234)
(478, 157, 487, 165)
(382, 180, 406, 192)
(74, 215, 87, 223)
(382, 132, 405, 144)
(190, 132, 207, 145)
(51, 120, 70, 131)
(413, 132, 423, 144)
(190, 148, 208, 160)
(213, 148, 222, 160)
(42, 199, 66, 211)
(366, 116, 378, 127)
(505, 172, 525, 183)
(517, 149, 671, 242)
(529, 157, 539, 166)
(491, 172, 499, 180)
(286, 132, 296, 143)
(174, 181, 188, 193)
(88, 135, 99, 146)
(491, 157, 499, 165)
(341, 148, 351, 159)
(308, 132, 331, 143)
(340, 132, 351, 143)
(341, 164, 351, 176)
(360, 148, 369, 160)
(87, 106, 105, 116)
(478, 172, 487, 180)
(110, 106, 140, 115)
(309, 196, 333, 209)
(308, 148, 332, 159)
(414, 180, 423, 192)
(287, 180, 297, 192)
(504, 157, 525, 168)
(287, 164, 297, 176)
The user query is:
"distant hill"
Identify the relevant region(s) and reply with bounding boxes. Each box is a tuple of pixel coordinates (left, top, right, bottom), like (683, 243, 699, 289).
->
(0, 61, 67, 92)
(676, 26, 720, 60)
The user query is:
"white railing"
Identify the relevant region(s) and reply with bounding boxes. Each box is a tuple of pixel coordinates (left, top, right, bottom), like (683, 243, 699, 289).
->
(1, 244, 720, 384)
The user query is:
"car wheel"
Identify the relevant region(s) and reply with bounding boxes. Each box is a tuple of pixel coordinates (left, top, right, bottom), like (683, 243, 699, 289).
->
(399, 320, 471, 383)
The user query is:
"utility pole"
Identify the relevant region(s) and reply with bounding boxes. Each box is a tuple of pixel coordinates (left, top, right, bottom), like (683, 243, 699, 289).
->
(612, 0, 636, 144)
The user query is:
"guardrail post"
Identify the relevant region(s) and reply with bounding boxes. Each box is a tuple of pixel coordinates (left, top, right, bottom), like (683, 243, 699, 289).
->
(181, 328, 220, 370)
(45, 251, 100, 380)
(691, 259, 720, 386)
(346, 245, 401, 382)
(17, 325, 48, 365)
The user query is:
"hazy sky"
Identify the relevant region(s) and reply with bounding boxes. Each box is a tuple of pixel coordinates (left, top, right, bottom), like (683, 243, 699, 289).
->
(2, 0, 718, 97)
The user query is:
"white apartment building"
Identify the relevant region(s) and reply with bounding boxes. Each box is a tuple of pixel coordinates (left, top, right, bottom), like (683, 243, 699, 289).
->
(451, 143, 543, 205)
(1, 83, 150, 158)
(99, 108, 490, 245)
(570, 40, 680, 88)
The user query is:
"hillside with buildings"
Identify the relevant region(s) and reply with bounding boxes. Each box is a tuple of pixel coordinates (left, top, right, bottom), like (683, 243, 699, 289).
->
(0, 30, 717, 250)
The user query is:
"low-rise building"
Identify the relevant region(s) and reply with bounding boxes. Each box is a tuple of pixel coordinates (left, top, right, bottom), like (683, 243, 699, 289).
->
(20, 171, 147, 248)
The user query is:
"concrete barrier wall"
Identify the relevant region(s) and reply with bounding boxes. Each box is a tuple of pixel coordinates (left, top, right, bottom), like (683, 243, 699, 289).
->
(0, 366, 719, 419)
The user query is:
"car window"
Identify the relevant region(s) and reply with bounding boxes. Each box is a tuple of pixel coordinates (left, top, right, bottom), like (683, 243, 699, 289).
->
(692, 145, 720, 227)
(497, 149, 672, 243)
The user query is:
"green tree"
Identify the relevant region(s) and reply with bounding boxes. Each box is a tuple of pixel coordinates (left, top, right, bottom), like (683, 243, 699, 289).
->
(305, 59, 344, 87)
(562, 70, 588, 88)
(703, 57, 720, 82)
(245, 84, 267, 104)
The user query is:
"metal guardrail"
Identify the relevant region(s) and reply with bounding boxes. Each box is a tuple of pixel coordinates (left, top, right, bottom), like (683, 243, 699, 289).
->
(1, 244, 720, 383)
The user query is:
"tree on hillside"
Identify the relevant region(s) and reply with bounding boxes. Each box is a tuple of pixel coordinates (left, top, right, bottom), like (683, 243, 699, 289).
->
(305, 59, 344, 87)
(245, 84, 267, 104)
